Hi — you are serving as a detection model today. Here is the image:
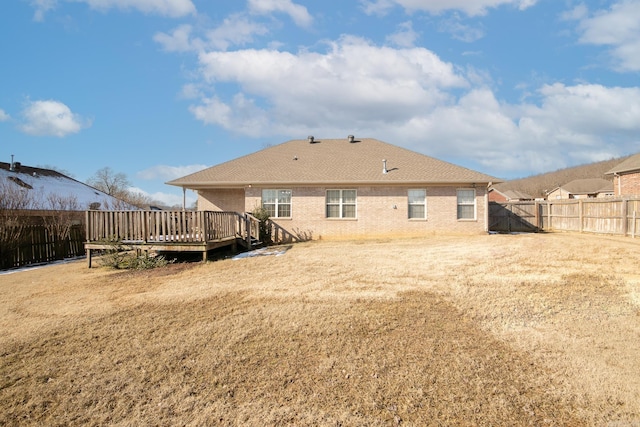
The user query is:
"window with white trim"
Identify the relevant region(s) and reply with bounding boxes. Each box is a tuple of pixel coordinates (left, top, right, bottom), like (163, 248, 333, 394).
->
(457, 189, 476, 220)
(326, 189, 356, 218)
(262, 189, 292, 218)
(408, 189, 426, 219)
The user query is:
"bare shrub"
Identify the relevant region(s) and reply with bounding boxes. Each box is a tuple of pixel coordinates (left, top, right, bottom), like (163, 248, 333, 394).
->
(42, 194, 80, 241)
(100, 242, 173, 270)
(0, 180, 37, 265)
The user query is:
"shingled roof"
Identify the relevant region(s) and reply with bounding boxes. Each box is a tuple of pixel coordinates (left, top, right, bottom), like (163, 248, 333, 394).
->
(0, 161, 135, 210)
(167, 137, 499, 188)
(606, 152, 640, 175)
(560, 178, 613, 195)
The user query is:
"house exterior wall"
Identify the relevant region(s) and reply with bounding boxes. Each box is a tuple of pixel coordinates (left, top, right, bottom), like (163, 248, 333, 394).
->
(615, 172, 640, 197)
(197, 188, 246, 212)
(596, 191, 614, 199)
(547, 188, 571, 200)
(232, 185, 486, 240)
(488, 190, 507, 202)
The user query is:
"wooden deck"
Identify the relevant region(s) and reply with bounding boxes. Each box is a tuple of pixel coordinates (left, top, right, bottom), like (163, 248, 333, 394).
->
(84, 210, 260, 267)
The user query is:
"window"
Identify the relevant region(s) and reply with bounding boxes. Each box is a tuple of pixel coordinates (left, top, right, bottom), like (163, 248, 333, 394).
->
(457, 189, 476, 220)
(262, 189, 291, 218)
(408, 189, 426, 219)
(326, 189, 356, 218)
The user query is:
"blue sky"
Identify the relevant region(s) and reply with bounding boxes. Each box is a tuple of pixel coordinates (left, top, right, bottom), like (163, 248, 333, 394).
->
(1, 0, 639, 206)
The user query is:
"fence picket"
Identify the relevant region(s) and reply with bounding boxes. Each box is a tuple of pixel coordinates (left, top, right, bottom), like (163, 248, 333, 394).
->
(490, 197, 640, 236)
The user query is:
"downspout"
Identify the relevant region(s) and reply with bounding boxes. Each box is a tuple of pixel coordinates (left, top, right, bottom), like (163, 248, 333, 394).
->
(182, 187, 186, 211)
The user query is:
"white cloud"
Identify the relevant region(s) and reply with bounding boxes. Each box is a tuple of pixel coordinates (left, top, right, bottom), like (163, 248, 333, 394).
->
(30, 0, 57, 21)
(185, 34, 640, 176)
(397, 83, 640, 173)
(438, 15, 485, 42)
(180, 83, 202, 99)
(20, 100, 91, 137)
(154, 24, 201, 52)
(206, 14, 270, 50)
(573, 0, 640, 71)
(386, 21, 419, 47)
(31, 0, 195, 20)
(191, 36, 467, 136)
(0, 109, 10, 122)
(154, 15, 270, 53)
(360, 0, 396, 16)
(248, 0, 313, 27)
(361, 0, 537, 16)
(137, 164, 209, 181)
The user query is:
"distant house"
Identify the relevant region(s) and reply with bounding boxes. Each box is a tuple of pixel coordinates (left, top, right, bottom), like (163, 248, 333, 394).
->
(0, 161, 132, 211)
(546, 178, 614, 200)
(606, 153, 640, 197)
(488, 188, 534, 202)
(167, 136, 499, 240)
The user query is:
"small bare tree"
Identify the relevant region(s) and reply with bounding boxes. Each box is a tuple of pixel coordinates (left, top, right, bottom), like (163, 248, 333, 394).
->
(87, 167, 152, 209)
(42, 193, 80, 241)
(0, 180, 37, 268)
(87, 167, 130, 199)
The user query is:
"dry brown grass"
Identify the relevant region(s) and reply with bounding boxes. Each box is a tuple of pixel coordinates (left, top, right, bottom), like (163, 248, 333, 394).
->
(1, 232, 639, 426)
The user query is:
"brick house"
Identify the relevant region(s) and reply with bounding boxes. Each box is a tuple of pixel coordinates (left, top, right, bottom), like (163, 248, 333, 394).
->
(546, 178, 614, 200)
(488, 188, 534, 202)
(606, 153, 640, 197)
(167, 137, 499, 240)
(0, 160, 132, 210)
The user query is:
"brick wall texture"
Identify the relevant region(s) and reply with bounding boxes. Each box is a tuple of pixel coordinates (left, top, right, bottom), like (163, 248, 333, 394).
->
(615, 173, 640, 197)
(198, 185, 488, 240)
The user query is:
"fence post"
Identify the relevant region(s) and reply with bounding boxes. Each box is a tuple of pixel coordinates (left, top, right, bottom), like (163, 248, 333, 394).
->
(579, 200, 584, 232)
(622, 199, 628, 236)
(85, 211, 90, 243)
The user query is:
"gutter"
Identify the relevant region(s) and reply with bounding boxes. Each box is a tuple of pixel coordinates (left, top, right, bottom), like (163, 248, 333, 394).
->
(166, 180, 499, 190)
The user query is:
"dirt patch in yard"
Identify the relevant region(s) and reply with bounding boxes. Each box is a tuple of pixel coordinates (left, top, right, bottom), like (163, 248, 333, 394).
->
(1, 232, 639, 425)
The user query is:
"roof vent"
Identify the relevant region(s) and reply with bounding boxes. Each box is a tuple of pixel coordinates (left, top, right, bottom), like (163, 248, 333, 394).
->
(383, 159, 388, 174)
(348, 135, 355, 143)
(308, 135, 315, 143)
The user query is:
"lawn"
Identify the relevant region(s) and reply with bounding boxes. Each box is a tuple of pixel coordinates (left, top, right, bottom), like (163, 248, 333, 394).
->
(1, 233, 639, 426)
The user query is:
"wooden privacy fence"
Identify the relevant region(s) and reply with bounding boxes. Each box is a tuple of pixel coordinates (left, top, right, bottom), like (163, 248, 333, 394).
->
(0, 223, 85, 270)
(490, 198, 640, 237)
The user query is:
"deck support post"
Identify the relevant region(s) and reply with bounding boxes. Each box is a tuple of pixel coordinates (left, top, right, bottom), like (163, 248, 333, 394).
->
(87, 248, 92, 268)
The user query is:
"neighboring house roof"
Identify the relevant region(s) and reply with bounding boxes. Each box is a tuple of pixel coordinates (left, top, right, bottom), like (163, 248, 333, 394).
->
(550, 178, 613, 195)
(606, 153, 640, 175)
(0, 161, 133, 210)
(491, 188, 534, 200)
(167, 137, 499, 188)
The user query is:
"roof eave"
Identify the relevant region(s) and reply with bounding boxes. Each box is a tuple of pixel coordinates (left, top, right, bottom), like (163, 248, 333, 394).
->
(167, 179, 497, 189)
(607, 167, 640, 175)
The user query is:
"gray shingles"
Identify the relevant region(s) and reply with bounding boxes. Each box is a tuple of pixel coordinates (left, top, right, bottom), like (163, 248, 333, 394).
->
(606, 153, 640, 175)
(167, 138, 499, 188)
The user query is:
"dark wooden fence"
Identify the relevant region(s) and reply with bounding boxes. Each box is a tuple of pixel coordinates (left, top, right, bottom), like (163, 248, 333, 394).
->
(490, 198, 640, 236)
(0, 221, 85, 270)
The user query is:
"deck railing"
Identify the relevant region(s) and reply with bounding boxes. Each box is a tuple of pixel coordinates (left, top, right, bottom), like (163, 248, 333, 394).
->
(85, 210, 245, 244)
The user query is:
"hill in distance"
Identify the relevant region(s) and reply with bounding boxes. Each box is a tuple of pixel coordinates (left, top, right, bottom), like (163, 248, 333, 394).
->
(493, 155, 632, 199)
